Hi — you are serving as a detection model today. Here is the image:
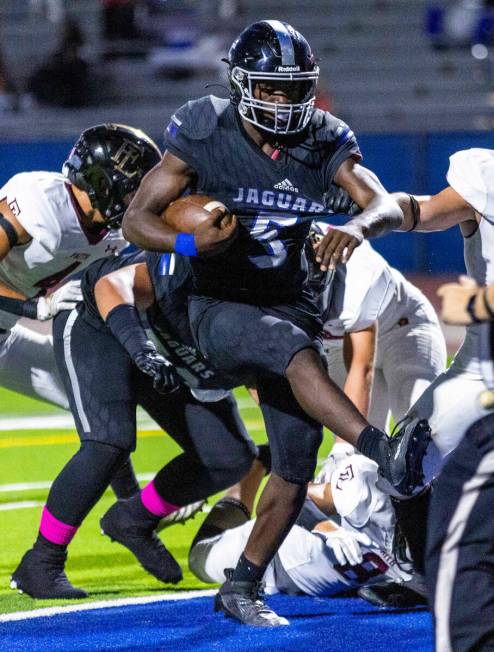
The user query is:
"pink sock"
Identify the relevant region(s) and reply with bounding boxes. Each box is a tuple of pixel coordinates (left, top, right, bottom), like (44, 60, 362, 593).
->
(140, 481, 179, 518)
(39, 506, 78, 546)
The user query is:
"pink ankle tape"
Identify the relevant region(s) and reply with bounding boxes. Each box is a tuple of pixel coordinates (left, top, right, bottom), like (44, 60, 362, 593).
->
(140, 481, 179, 518)
(39, 506, 78, 546)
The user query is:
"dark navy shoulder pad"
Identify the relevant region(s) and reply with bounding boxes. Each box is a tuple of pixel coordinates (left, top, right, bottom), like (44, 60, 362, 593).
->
(310, 109, 356, 146)
(169, 95, 230, 140)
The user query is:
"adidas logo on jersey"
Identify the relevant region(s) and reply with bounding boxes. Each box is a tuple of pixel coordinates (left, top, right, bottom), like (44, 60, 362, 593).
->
(274, 178, 299, 192)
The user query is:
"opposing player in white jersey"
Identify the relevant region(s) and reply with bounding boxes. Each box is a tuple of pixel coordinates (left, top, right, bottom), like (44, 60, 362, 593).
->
(189, 443, 415, 599)
(323, 151, 494, 481)
(0, 123, 161, 407)
(309, 228, 447, 432)
(386, 149, 494, 478)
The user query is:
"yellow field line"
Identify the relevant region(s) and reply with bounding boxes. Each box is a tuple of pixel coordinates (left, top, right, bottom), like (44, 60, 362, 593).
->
(0, 420, 265, 449)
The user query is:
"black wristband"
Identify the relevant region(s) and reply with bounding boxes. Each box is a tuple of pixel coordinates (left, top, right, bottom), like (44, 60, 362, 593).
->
(405, 195, 420, 232)
(0, 212, 19, 249)
(482, 289, 494, 321)
(106, 304, 150, 360)
(466, 294, 482, 323)
(0, 294, 37, 319)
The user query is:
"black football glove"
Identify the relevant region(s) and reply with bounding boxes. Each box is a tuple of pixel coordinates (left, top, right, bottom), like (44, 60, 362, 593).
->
(133, 344, 180, 394)
(324, 184, 361, 216)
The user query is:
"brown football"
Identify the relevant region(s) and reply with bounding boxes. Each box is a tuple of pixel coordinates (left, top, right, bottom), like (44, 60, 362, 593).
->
(163, 194, 232, 233)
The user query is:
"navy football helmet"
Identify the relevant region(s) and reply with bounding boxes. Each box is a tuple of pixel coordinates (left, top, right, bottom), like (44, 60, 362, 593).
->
(227, 20, 319, 135)
(63, 124, 161, 229)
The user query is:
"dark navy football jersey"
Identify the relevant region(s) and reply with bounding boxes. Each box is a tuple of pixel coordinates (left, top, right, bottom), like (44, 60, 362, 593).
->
(145, 251, 231, 389)
(163, 95, 361, 304)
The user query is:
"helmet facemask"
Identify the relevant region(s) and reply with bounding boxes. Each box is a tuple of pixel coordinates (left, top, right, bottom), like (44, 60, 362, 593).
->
(231, 66, 319, 135)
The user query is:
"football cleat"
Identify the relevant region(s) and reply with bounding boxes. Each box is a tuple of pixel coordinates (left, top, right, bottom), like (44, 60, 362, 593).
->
(357, 576, 428, 608)
(10, 548, 87, 600)
(215, 568, 289, 627)
(100, 501, 182, 584)
(156, 499, 206, 532)
(385, 417, 432, 496)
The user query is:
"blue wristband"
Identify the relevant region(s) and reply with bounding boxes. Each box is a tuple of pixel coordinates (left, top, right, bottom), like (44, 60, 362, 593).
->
(174, 233, 197, 257)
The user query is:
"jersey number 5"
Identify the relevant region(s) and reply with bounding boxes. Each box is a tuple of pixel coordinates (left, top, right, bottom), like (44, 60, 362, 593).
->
(247, 213, 299, 269)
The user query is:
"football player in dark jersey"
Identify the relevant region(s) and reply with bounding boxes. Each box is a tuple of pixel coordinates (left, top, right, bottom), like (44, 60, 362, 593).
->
(10, 250, 257, 599)
(121, 20, 431, 626)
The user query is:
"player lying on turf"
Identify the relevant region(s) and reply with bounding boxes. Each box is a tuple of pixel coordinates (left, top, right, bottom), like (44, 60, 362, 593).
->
(11, 249, 256, 599)
(308, 225, 447, 432)
(189, 442, 427, 607)
(121, 19, 431, 627)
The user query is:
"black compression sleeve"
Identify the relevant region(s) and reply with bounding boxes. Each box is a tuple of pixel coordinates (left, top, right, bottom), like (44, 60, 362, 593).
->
(0, 294, 37, 319)
(0, 212, 19, 249)
(106, 304, 149, 360)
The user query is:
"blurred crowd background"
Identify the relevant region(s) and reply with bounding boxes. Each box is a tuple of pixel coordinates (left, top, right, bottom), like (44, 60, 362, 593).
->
(2, 0, 494, 280)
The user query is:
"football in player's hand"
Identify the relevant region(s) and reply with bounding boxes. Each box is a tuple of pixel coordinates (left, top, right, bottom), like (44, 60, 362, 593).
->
(163, 194, 233, 233)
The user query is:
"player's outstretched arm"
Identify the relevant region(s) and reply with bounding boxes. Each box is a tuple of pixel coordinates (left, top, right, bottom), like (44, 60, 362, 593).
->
(393, 187, 475, 232)
(315, 160, 403, 270)
(95, 263, 179, 393)
(342, 327, 376, 418)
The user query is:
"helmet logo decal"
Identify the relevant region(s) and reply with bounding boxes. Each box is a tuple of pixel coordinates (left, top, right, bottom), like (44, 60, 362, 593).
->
(110, 140, 142, 178)
(276, 65, 301, 72)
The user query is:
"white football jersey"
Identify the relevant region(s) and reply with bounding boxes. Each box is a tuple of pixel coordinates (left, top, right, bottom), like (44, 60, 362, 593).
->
(446, 149, 494, 374)
(278, 453, 411, 596)
(0, 172, 127, 329)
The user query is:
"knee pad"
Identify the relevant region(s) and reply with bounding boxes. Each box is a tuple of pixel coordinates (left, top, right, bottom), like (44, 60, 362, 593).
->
(271, 427, 322, 485)
(80, 440, 129, 471)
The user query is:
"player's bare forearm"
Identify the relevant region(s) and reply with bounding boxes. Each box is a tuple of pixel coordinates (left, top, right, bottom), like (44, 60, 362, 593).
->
(306, 482, 336, 516)
(122, 152, 194, 251)
(342, 328, 375, 417)
(347, 194, 403, 238)
(393, 188, 475, 232)
(95, 263, 154, 321)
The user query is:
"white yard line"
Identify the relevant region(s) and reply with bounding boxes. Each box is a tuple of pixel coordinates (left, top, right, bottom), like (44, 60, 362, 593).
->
(0, 398, 257, 432)
(0, 500, 44, 511)
(0, 473, 154, 494)
(0, 589, 216, 623)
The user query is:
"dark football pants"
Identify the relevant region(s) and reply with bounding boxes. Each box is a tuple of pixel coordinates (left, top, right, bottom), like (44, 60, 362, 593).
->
(189, 297, 323, 483)
(425, 413, 494, 652)
(50, 309, 256, 522)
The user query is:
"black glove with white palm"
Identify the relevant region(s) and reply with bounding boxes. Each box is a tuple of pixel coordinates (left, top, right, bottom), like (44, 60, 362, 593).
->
(105, 303, 180, 394)
(133, 343, 179, 394)
(324, 184, 361, 216)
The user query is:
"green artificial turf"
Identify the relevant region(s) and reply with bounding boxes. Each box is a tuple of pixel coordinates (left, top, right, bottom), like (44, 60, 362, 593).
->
(0, 385, 334, 614)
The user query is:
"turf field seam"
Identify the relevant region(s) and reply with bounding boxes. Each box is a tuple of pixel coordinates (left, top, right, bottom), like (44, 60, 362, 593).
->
(0, 589, 216, 622)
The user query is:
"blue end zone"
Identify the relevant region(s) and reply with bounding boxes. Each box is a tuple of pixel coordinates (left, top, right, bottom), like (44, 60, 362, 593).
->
(1, 594, 433, 652)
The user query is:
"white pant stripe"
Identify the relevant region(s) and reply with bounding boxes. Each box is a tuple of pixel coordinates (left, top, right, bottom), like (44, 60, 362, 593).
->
(62, 309, 90, 432)
(434, 448, 494, 651)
